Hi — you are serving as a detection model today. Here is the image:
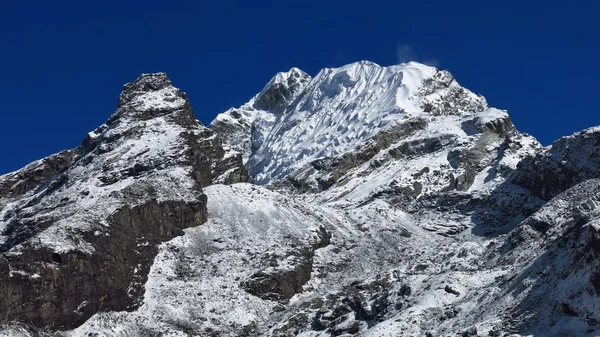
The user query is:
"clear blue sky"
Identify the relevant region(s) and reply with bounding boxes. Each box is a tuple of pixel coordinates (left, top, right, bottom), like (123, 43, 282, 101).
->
(1, 1, 599, 174)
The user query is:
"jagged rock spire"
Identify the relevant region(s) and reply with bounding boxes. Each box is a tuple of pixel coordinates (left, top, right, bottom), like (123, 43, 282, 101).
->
(107, 72, 199, 128)
(118, 72, 174, 103)
(0, 72, 247, 330)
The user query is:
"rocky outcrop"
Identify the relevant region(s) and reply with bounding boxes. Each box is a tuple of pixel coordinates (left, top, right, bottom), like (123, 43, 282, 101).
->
(311, 279, 393, 335)
(253, 68, 311, 113)
(0, 150, 76, 201)
(511, 127, 600, 200)
(419, 70, 488, 116)
(242, 250, 314, 302)
(109, 72, 198, 128)
(242, 226, 331, 301)
(180, 128, 249, 187)
(447, 112, 517, 191)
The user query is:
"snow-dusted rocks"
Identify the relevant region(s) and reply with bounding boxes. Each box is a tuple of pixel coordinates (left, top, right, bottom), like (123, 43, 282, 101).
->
(0, 149, 76, 202)
(66, 183, 441, 336)
(3, 61, 600, 336)
(112, 72, 193, 126)
(511, 126, 600, 201)
(0, 73, 244, 330)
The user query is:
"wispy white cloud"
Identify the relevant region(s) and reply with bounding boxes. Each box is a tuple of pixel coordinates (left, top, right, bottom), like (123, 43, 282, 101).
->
(397, 44, 440, 67)
(423, 59, 440, 67)
(397, 44, 417, 64)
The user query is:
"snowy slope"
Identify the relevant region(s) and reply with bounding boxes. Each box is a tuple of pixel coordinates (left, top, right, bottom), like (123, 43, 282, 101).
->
(64, 183, 491, 337)
(66, 178, 600, 337)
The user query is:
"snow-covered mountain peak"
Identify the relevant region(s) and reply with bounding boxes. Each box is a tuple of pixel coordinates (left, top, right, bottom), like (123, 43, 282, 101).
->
(299, 60, 437, 115)
(209, 61, 459, 167)
(318, 60, 433, 79)
(220, 60, 490, 184)
(210, 61, 492, 185)
(118, 73, 177, 106)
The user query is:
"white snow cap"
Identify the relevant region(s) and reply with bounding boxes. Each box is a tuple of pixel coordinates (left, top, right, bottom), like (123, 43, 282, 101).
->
(247, 61, 438, 183)
(211, 60, 490, 185)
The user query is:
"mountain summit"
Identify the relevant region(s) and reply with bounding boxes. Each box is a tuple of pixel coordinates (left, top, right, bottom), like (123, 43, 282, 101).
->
(213, 61, 492, 185)
(2, 62, 600, 336)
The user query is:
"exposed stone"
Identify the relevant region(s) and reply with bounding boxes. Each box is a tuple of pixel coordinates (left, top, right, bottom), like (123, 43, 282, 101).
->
(398, 283, 412, 297)
(0, 149, 76, 200)
(444, 285, 460, 296)
(0, 198, 206, 329)
(242, 249, 314, 302)
(111, 73, 198, 128)
(511, 127, 600, 200)
(419, 70, 488, 116)
(462, 327, 478, 336)
(253, 68, 311, 113)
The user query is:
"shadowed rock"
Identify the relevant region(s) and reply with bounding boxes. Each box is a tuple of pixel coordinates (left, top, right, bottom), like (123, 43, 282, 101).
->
(0, 198, 206, 329)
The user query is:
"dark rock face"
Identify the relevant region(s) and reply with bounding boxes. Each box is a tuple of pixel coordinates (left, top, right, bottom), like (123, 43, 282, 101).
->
(242, 227, 331, 302)
(512, 127, 600, 200)
(0, 150, 76, 200)
(253, 69, 311, 113)
(180, 128, 248, 187)
(0, 199, 206, 329)
(444, 285, 460, 296)
(242, 250, 314, 301)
